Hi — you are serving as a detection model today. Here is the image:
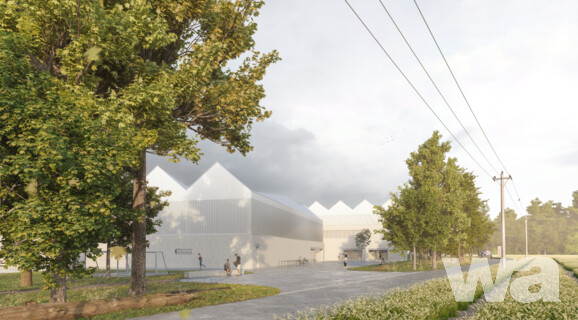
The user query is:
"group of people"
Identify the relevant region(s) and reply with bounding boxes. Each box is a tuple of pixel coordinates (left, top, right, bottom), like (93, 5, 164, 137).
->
(197, 252, 242, 276)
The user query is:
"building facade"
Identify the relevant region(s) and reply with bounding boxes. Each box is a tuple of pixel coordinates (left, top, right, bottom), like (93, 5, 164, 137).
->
(309, 199, 404, 263)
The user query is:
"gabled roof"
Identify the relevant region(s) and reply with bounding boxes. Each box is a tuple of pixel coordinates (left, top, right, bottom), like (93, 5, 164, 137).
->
(328, 200, 353, 215)
(308, 201, 329, 216)
(353, 199, 374, 214)
(186, 162, 251, 200)
(146, 166, 187, 202)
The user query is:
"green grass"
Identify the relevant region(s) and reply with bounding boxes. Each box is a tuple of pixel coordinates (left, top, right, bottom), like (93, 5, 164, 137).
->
(0, 271, 280, 319)
(348, 258, 480, 272)
(466, 263, 578, 319)
(549, 255, 578, 279)
(0, 271, 184, 293)
(81, 283, 279, 320)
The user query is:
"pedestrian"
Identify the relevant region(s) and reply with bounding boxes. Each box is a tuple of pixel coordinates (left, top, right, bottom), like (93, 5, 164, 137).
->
(224, 258, 232, 276)
(198, 253, 206, 270)
(234, 253, 241, 276)
(343, 254, 348, 267)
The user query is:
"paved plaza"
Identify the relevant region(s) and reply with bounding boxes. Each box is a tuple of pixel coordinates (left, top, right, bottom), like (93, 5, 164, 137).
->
(131, 261, 454, 320)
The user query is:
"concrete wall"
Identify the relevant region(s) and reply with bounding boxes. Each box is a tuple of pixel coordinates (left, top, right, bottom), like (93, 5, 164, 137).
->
(87, 233, 324, 271)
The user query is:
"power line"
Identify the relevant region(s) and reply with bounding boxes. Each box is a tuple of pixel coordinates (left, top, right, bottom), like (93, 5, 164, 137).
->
(344, 0, 493, 179)
(376, 0, 500, 175)
(412, 0, 525, 203)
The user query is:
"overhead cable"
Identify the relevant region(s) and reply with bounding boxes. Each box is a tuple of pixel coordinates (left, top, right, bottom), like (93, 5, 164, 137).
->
(344, 0, 493, 179)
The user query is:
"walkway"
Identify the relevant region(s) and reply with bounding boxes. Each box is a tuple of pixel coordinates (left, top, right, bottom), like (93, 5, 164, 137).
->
(131, 261, 453, 320)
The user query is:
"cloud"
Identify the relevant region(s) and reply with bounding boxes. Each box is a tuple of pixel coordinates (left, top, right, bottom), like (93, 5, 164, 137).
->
(147, 121, 401, 208)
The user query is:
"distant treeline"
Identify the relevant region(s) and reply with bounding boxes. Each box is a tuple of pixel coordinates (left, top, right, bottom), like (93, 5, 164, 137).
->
(486, 191, 578, 255)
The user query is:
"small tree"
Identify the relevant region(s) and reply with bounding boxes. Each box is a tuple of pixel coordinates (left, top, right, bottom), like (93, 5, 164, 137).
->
(355, 229, 372, 261)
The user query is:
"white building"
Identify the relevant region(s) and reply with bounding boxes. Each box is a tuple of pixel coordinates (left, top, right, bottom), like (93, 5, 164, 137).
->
(143, 163, 323, 270)
(310, 199, 404, 262)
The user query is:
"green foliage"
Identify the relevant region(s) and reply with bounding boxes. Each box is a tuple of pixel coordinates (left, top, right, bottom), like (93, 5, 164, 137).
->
(374, 131, 492, 263)
(0, 30, 138, 292)
(468, 264, 578, 319)
(354, 228, 371, 251)
(486, 192, 578, 255)
(1, 0, 279, 298)
(108, 175, 170, 249)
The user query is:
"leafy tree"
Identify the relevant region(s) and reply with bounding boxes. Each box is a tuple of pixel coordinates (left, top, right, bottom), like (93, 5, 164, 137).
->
(526, 198, 567, 255)
(375, 131, 491, 269)
(441, 159, 470, 261)
(461, 200, 494, 258)
(354, 228, 371, 261)
(565, 233, 578, 254)
(0, 32, 137, 302)
(405, 131, 453, 269)
(375, 188, 422, 270)
(2, 0, 279, 296)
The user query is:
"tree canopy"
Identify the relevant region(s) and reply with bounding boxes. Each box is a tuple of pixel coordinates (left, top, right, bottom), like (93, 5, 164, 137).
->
(374, 131, 493, 269)
(1, 0, 278, 300)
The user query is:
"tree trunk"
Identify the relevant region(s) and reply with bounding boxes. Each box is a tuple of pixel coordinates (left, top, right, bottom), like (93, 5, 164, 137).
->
(130, 150, 147, 296)
(105, 241, 111, 279)
(0, 292, 197, 320)
(412, 246, 416, 271)
(49, 271, 67, 303)
(432, 250, 437, 270)
(20, 269, 32, 287)
(457, 241, 461, 263)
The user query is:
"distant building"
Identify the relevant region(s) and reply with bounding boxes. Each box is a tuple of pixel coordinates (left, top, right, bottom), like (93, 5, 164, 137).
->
(142, 163, 323, 270)
(87, 163, 402, 272)
(309, 199, 404, 262)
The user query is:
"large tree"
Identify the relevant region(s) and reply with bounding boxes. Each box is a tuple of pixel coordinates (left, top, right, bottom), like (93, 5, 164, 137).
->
(375, 131, 492, 269)
(1, 0, 279, 296)
(0, 32, 137, 302)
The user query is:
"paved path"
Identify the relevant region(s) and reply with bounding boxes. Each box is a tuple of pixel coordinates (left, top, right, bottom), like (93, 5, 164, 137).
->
(131, 261, 454, 320)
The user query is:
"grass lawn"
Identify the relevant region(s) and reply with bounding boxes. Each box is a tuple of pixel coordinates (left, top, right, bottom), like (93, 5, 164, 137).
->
(0, 270, 183, 293)
(348, 257, 489, 272)
(0, 271, 279, 319)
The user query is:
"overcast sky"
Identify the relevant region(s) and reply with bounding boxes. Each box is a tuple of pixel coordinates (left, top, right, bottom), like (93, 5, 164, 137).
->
(148, 0, 578, 219)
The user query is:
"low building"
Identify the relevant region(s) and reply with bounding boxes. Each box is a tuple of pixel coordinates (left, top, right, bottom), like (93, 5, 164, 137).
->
(309, 199, 405, 263)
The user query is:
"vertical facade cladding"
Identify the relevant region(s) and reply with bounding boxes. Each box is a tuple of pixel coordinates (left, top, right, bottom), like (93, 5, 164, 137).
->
(137, 163, 324, 270)
(154, 199, 251, 235)
(251, 194, 323, 242)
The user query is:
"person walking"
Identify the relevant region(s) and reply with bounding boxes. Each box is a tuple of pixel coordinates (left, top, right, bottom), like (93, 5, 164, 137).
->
(343, 254, 348, 268)
(234, 253, 241, 276)
(198, 253, 206, 270)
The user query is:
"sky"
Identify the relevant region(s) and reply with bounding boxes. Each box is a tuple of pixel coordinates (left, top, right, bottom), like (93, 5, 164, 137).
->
(148, 0, 578, 219)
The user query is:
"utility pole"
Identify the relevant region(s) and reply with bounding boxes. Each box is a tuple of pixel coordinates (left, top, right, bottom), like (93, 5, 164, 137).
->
(525, 215, 528, 258)
(493, 171, 512, 267)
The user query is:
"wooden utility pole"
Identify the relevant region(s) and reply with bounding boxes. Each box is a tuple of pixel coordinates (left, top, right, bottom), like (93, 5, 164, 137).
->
(493, 171, 511, 267)
(525, 215, 528, 258)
